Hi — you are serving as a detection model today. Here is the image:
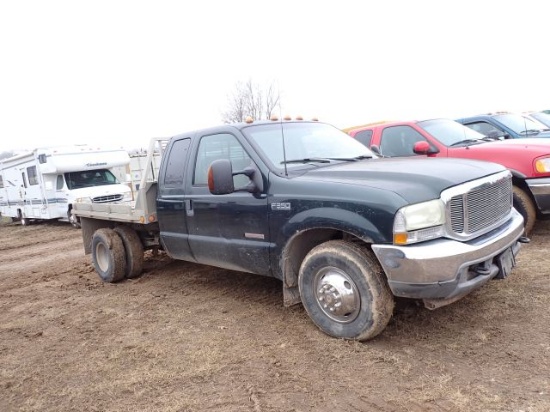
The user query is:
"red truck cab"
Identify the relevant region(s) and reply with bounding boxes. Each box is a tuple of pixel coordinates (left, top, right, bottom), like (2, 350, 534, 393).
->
(346, 118, 550, 234)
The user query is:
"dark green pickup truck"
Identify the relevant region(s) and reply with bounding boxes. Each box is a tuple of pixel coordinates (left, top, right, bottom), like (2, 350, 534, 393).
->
(73, 119, 527, 341)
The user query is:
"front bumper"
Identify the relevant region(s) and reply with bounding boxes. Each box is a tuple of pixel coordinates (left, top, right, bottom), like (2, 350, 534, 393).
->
(371, 209, 524, 303)
(526, 177, 550, 214)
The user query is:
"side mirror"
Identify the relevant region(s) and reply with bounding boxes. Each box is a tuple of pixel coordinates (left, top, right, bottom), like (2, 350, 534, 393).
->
(207, 159, 264, 195)
(487, 130, 506, 140)
(370, 145, 382, 156)
(413, 141, 430, 155)
(413, 141, 439, 155)
(207, 159, 234, 195)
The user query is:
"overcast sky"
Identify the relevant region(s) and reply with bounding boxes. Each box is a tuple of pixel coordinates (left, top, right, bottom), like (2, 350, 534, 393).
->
(1, 0, 548, 153)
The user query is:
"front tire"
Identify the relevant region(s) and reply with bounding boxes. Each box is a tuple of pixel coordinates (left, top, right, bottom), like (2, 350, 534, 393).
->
(68, 209, 81, 229)
(91, 228, 126, 283)
(513, 186, 536, 235)
(298, 240, 394, 341)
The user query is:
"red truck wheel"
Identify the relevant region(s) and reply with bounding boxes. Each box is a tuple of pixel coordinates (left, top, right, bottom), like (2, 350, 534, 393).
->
(91, 228, 126, 283)
(298, 240, 394, 341)
(114, 226, 144, 279)
(513, 186, 536, 235)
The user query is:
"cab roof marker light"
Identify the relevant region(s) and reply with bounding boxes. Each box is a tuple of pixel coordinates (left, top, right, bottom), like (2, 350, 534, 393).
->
(245, 116, 254, 124)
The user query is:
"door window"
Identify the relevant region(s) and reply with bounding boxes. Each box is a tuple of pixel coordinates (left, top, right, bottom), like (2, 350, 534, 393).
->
(354, 130, 373, 147)
(193, 133, 252, 187)
(380, 126, 425, 157)
(56, 175, 64, 190)
(27, 166, 38, 185)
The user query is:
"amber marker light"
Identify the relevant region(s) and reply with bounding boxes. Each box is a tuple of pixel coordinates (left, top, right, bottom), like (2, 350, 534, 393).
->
(393, 233, 408, 245)
(207, 166, 214, 191)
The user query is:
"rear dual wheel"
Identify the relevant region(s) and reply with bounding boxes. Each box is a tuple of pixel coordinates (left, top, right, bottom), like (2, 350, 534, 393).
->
(91, 227, 144, 282)
(114, 226, 144, 279)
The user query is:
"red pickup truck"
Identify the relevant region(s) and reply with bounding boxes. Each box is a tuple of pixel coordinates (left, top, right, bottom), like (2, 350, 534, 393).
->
(345, 118, 550, 234)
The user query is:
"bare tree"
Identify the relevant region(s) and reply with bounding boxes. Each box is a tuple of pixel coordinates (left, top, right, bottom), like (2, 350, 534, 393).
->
(222, 79, 280, 123)
(0, 151, 15, 161)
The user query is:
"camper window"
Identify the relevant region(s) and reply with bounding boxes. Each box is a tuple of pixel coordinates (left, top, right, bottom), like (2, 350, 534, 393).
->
(27, 166, 39, 185)
(0, 176, 3, 188)
(38, 154, 47, 164)
(56, 175, 64, 190)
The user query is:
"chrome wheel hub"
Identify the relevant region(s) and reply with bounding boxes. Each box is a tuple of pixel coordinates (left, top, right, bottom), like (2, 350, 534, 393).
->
(314, 267, 360, 323)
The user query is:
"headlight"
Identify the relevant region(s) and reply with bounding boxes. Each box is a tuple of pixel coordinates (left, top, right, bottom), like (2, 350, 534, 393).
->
(535, 157, 550, 173)
(122, 191, 133, 202)
(393, 199, 445, 245)
(74, 197, 92, 203)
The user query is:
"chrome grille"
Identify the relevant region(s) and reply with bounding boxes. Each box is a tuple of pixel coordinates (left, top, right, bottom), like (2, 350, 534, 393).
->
(445, 171, 512, 239)
(92, 194, 124, 203)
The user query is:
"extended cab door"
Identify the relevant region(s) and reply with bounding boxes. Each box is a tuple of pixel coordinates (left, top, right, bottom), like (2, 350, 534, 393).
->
(183, 131, 271, 275)
(157, 137, 195, 261)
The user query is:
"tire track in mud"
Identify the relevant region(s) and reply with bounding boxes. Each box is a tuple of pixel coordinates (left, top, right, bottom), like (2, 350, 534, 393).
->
(0, 223, 80, 250)
(0, 236, 85, 274)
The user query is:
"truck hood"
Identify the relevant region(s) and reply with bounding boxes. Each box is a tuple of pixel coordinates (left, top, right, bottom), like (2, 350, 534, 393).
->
(67, 183, 131, 202)
(468, 137, 550, 154)
(298, 157, 506, 204)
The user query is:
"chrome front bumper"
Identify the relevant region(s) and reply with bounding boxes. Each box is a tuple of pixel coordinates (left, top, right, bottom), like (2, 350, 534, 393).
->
(371, 209, 525, 302)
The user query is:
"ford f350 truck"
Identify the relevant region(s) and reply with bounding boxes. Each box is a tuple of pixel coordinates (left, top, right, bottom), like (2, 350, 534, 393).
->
(73, 118, 527, 341)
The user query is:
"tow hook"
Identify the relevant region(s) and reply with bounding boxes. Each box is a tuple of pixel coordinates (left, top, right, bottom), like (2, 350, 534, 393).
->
(518, 236, 530, 244)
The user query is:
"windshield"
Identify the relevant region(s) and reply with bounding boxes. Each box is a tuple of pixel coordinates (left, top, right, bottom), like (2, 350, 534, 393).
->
(418, 118, 486, 146)
(242, 122, 375, 169)
(530, 112, 550, 128)
(494, 113, 548, 133)
(65, 169, 119, 190)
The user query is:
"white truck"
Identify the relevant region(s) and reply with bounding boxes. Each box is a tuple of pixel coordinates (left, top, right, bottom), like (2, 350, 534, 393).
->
(0, 144, 132, 227)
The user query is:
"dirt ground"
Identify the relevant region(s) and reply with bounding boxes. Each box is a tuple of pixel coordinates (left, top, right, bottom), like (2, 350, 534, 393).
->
(0, 219, 549, 412)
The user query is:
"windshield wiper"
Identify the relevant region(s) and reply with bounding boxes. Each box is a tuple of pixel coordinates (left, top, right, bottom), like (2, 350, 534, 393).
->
(449, 139, 483, 147)
(281, 155, 374, 165)
(519, 129, 541, 135)
(326, 155, 374, 161)
(280, 157, 332, 165)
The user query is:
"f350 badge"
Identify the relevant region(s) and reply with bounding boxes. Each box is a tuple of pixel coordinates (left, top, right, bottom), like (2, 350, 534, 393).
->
(271, 202, 291, 211)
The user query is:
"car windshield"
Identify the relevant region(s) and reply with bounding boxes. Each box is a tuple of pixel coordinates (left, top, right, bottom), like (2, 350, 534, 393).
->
(65, 169, 119, 189)
(418, 118, 486, 146)
(529, 112, 550, 128)
(494, 113, 548, 133)
(242, 122, 375, 169)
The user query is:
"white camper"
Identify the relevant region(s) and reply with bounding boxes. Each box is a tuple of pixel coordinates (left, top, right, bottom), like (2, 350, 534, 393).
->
(0, 144, 132, 227)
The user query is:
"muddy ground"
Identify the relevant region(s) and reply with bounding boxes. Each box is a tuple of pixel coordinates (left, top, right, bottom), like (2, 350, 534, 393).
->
(0, 219, 549, 412)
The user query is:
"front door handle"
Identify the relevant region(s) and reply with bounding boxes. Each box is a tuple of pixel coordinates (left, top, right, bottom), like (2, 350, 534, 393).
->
(185, 199, 194, 216)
